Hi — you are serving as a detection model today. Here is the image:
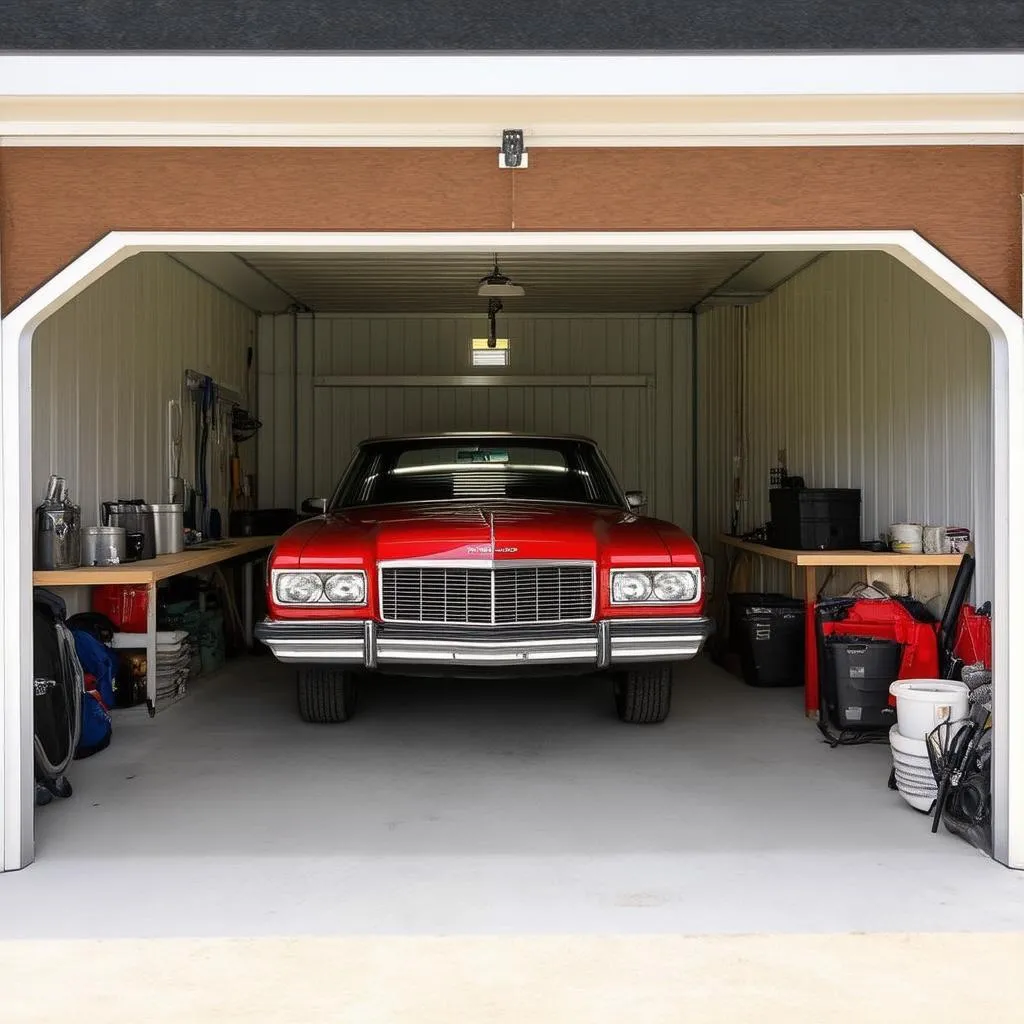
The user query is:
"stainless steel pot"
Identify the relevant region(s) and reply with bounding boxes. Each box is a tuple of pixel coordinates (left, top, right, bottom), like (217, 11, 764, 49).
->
(102, 499, 156, 560)
(82, 526, 127, 566)
(148, 503, 185, 555)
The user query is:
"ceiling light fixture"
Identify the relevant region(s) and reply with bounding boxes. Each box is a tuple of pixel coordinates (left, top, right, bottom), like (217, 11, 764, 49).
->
(477, 258, 525, 298)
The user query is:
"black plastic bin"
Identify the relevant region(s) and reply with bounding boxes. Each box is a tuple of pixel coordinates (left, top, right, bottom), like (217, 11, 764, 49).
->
(821, 636, 901, 730)
(729, 593, 805, 687)
(768, 487, 861, 550)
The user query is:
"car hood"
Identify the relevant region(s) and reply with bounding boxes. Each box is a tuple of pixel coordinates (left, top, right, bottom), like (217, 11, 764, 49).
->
(274, 501, 693, 567)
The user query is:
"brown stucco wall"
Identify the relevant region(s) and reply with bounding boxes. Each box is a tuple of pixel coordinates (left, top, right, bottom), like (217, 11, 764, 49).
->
(1, 145, 1021, 314)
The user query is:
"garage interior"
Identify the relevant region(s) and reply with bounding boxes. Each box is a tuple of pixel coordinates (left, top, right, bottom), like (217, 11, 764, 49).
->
(9, 241, 1016, 935)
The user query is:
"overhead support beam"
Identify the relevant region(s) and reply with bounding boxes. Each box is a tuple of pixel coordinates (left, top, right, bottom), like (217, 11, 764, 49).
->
(169, 252, 295, 312)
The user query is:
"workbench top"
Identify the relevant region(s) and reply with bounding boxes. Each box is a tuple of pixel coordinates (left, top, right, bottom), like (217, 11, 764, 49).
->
(33, 535, 278, 587)
(717, 533, 964, 568)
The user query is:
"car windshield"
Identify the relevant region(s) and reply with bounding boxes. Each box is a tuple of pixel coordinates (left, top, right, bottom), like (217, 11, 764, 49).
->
(334, 438, 623, 508)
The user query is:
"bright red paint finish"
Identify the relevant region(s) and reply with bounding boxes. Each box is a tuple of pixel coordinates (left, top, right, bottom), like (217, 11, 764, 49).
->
(266, 501, 705, 621)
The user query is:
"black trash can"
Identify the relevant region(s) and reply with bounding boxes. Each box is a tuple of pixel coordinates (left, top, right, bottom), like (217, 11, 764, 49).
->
(821, 636, 901, 730)
(729, 593, 805, 687)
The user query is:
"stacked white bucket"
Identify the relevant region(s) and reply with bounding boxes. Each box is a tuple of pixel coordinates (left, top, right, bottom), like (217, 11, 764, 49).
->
(888, 679, 970, 812)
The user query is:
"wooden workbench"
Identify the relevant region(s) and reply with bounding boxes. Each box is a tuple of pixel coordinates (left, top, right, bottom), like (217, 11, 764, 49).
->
(32, 535, 279, 587)
(718, 534, 963, 717)
(34, 536, 279, 714)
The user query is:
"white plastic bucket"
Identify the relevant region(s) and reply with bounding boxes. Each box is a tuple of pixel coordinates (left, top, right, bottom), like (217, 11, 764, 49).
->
(889, 679, 969, 741)
(888, 724, 928, 756)
(890, 523, 924, 554)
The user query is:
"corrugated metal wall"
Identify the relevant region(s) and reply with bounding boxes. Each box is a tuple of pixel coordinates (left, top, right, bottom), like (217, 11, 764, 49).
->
(695, 305, 744, 554)
(257, 313, 695, 527)
(32, 253, 256, 526)
(696, 250, 993, 600)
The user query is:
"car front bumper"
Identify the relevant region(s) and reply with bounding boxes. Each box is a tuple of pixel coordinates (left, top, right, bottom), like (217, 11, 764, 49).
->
(254, 617, 715, 668)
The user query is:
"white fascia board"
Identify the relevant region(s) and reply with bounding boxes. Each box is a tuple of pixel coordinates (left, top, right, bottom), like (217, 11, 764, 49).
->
(3, 125, 1024, 146)
(1, 53, 1023, 99)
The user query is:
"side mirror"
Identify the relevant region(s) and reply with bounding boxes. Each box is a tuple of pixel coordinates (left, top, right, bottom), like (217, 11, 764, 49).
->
(301, 497, 328, 515)
(625, 491, 646, 512)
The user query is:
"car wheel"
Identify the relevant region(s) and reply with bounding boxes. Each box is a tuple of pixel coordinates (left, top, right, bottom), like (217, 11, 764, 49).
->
(296, 667, 359, 723)
(614, 665, 673, 724)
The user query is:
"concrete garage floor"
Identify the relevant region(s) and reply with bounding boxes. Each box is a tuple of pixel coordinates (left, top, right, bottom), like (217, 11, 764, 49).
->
(3, 656, 1024, 939)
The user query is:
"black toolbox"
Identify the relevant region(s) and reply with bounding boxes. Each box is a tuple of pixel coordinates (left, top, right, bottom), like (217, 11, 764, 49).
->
(821, 636, 900, 730)
(768, 487, 861, 551)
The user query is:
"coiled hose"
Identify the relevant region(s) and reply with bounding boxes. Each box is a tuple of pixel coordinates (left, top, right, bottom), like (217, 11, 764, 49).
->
(34, 621, 82, 781)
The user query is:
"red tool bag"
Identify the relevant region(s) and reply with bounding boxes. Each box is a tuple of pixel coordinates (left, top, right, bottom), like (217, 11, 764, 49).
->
(817, 597, 940, 705)
(953, 605, 992, 669)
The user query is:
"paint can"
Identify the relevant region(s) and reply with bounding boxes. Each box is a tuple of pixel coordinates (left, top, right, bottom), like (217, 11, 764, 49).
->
(890, 523, 924, 554)
(922, 526, 947, 555)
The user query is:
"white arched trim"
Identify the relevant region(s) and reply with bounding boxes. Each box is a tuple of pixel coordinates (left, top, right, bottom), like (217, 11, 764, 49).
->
(3, 230, 1021, 870)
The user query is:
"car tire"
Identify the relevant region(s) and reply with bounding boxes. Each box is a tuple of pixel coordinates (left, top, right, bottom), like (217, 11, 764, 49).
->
(296, 667, 359, 723)
(614, 665, 673, 724)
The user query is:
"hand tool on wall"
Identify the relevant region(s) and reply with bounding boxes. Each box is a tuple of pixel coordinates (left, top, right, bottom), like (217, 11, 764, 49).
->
(167, 398, 183, 503)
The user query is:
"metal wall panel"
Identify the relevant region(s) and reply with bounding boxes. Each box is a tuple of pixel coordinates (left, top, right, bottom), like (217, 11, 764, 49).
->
(32, 253, 256, 527)
(259, 313, 693, 527)
(256, 312, 301, 510)
(697, 250, 993, 599)
(694, 305, 744, 562)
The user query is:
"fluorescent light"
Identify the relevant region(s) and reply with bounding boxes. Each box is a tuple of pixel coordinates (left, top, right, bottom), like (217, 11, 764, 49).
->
(472, 337, 509, 367)
(472, 348, 509, 366)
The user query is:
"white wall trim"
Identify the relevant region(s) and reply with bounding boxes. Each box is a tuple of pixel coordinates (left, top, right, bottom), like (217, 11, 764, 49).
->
(1, 53, 1021, 146)
(312, 375, 652, 388)
(283, 312, 689, 321)
(4, 132, 1022, 149)
(2, 54, 1023, 98)
(2, 229, 1022, 873)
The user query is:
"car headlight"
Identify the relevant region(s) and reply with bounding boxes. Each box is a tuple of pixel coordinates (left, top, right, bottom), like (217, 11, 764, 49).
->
(611, 568, 700, 604)
(324, 572, 366, 604)
(275, 572, 324, 605)
(652, 570, 698, 603)
(612, 571, 653, 603)
(273, 570, 367, 606)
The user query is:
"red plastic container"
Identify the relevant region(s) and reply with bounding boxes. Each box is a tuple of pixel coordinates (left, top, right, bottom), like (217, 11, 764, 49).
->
(954, 605, 992, 669)
(92, 584, 149, 633)
(818, 597, 940, 707)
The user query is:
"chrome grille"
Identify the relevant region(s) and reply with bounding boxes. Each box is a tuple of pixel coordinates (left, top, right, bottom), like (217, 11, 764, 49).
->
(379, 564, 595, 625)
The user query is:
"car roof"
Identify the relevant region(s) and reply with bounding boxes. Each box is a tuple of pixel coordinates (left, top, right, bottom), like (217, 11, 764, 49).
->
(357, 431, 598, 446)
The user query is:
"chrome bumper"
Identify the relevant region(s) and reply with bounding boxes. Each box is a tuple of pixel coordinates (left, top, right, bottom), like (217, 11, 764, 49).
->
(254, 617, 714, 668)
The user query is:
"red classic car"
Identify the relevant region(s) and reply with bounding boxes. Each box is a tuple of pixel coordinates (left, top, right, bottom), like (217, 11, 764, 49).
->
(255, 433, 713, 724)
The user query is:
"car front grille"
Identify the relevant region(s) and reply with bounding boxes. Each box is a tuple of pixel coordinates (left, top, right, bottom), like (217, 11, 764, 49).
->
(379, 564, 595, 625)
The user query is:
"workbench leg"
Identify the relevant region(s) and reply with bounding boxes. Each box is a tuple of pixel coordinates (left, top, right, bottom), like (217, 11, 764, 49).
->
(804, 567, 819, 719)
(243, 559, 255, 650)
(146, 581, 158, 716)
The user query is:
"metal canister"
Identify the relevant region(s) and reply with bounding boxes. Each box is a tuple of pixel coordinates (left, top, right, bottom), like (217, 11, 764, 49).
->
(82, 525, 127, 566)
(102, 499, 156, 560)
(35, 502, 81, 570)
(148, 503, 185, 555)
